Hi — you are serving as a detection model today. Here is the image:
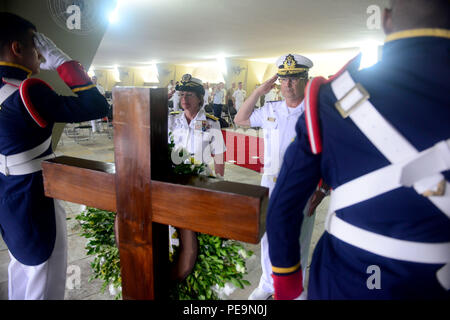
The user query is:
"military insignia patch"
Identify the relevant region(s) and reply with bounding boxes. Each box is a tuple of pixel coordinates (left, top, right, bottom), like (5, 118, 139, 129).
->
(182, 74, 192, 83)
(195, 120, 210, 132)
(284, 54, 295, 68)
(267, 117, 276, 122)
(277, 53, 310, 77)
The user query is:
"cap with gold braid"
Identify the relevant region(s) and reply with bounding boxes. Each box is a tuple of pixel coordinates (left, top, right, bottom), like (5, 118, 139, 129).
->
(276, 54, 313, 79)
(175, 74, 205, 96)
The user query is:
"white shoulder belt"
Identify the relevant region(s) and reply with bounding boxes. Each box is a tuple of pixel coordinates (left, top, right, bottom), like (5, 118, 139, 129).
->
(0, 80, 55, 176)
(326, 71, 450, 290)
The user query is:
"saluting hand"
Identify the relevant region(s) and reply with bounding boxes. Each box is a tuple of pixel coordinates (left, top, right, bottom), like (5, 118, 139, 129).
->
(34, 32, 71, 71)
(255, 74, 278, 96)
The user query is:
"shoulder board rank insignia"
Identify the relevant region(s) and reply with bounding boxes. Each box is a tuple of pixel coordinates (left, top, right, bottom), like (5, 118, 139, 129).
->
(170, 111, 181, 115)
(206, 113, 218, 121)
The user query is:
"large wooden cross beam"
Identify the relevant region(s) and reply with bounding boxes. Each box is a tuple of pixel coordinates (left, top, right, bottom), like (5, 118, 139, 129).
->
(42, 87, 268, 300)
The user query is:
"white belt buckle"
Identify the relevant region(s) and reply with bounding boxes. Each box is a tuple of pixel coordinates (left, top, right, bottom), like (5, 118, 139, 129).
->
(0, 154, 9, 176)
(335, 83, 370, 118)
(421, 179, 446, 197)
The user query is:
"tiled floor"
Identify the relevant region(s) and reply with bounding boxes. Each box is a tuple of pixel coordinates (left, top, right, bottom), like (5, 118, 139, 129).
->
(0, 122, 329, 300)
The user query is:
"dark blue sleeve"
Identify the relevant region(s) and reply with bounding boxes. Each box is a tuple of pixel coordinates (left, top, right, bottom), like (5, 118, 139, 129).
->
(28, 84, 110, 124)
(267, 114, 322, 270)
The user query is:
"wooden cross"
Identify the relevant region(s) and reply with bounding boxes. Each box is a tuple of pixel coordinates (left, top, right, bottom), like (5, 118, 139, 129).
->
(42, 87, 268, 300)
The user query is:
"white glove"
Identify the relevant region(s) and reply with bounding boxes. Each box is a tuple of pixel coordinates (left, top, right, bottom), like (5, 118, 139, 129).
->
(34, 32, 71, 70)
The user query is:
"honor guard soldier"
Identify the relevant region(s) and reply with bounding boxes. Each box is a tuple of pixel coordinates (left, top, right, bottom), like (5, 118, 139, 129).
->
(0, 13, 109, 299)
(267, 0, 450, 299)
(168, 74, 226, 281)
(235, 54, 327, 300)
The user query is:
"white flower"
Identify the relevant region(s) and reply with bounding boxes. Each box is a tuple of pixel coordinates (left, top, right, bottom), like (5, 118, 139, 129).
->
(238, 249, 248, 259)
(236, 264, 246, 274)
(211, 283, 237, 300)
(109, 284, 122, 296)
(171, 147, 190, 165)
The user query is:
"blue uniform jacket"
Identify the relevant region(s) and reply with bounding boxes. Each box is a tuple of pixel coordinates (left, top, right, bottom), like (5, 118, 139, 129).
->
(267, 30, 450, 299)
(0, 61, 109, 265)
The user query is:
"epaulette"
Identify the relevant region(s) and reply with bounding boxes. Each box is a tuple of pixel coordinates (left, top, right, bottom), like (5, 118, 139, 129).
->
(20, 78, 52, 128)
(205, 113, 218, 121)
(304, 53, 361, 154)
(170, 111, 181, 115)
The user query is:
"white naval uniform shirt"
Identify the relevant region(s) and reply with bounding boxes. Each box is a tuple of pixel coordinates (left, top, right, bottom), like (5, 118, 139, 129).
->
(249, 100, 305, 195)
(203, 89, 210, 108)
(264, 89, 279, 102)
(168, 108, 226, 166)
(233, 89, 246, 111)
(172, 91, 181, 111)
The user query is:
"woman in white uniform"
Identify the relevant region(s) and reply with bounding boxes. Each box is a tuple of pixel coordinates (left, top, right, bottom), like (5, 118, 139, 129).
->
(168, 74, 226, 281)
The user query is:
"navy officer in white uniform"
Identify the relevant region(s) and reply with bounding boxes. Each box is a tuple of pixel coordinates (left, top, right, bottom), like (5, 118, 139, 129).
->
(235, 54, 327, 300)
(168, 74, 226, 280)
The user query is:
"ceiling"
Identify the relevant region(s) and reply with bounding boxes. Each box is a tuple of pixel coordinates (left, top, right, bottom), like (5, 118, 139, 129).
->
(92, 0, 389, 68)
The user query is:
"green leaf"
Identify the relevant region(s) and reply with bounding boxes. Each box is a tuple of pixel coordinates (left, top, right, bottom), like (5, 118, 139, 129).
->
(230, 278, 243, 289)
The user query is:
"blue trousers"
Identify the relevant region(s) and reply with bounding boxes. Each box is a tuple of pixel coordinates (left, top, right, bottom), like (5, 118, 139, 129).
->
(213, 104, 223, 119)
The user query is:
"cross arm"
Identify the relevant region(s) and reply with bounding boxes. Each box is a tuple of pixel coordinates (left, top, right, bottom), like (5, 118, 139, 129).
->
(42, 156, 268, 243)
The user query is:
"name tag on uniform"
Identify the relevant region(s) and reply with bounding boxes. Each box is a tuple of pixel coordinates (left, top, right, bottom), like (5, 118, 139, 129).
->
(267, 117, 276, 122)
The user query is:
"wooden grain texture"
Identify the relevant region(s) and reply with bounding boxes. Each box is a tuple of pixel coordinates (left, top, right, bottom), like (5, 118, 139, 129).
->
(42, 156, 116, 213)
(151, 177, 267, 243)
(42, 157, 267, 244)
(113, 87, 166, 299)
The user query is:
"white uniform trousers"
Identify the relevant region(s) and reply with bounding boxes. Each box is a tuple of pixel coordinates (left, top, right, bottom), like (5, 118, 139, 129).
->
(258, 201, 316, 294)
(8, 199, 67, 300)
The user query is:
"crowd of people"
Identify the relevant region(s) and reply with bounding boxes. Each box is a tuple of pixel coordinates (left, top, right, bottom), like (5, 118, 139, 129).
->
(168, 78, 285, 128)
(0, 0, 449, 301)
